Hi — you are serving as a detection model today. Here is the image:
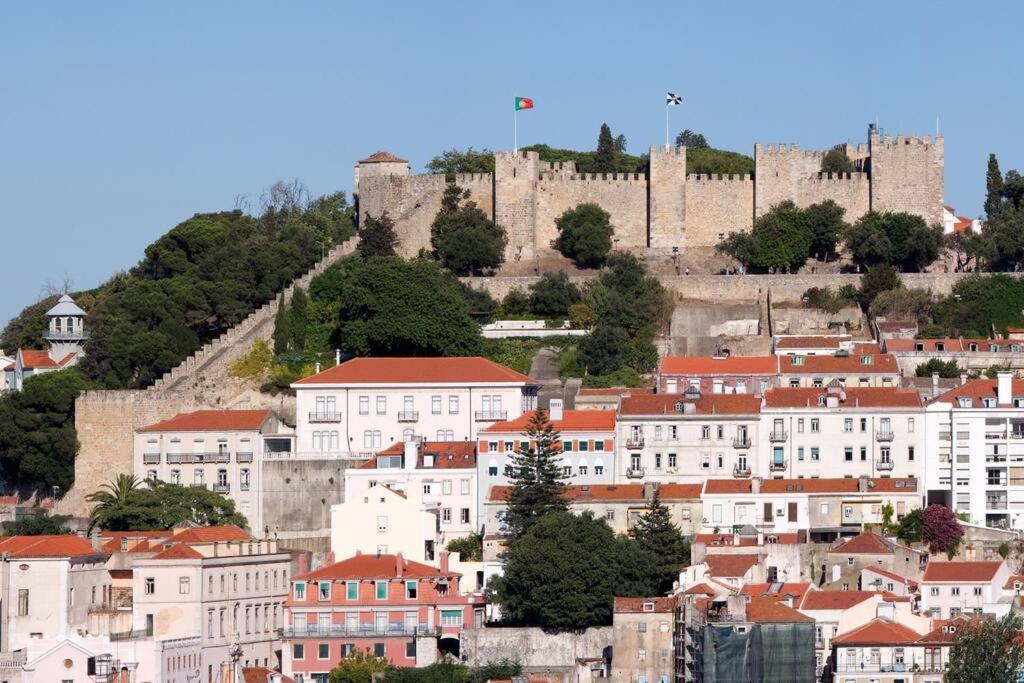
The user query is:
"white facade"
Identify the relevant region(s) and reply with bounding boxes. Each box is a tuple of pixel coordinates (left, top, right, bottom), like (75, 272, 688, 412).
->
(330, 484, 438, 565)
(918, 561, 1013, 620)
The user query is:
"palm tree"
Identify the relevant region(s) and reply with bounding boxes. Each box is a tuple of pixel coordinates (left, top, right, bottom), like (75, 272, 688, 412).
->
(86, 474, 141, 532)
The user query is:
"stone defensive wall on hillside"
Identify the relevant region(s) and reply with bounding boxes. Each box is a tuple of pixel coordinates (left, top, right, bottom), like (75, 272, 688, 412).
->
(355, 126, 943, 260)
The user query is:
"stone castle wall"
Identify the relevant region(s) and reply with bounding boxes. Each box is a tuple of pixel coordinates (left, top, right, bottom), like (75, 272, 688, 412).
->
(356, 127, 944, 259)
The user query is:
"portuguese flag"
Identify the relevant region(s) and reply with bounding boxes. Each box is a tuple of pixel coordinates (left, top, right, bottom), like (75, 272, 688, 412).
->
(515, 97, 534, 111)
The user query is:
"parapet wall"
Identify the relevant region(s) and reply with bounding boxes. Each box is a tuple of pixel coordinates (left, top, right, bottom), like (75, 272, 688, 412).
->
(535, 173, 648, 250)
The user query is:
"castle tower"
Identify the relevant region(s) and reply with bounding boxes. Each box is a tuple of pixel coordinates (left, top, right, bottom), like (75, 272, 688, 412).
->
(43, 294, 88, 361)
(867, 125, 945, 226)
(493, 150, 539, 262)
(353, 151, 411, 226)
(648, 145, 687, 250)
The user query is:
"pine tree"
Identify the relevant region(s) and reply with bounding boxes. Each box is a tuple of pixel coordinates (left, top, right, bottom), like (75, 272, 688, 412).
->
(986, 153, 1005, 217)
(594, 123, 616, 173)
(289, 287, 309, 352)
(356, 211, 399, 258)
(632, 488, 690, 591)
(272, 293, 290, 355)
(503, 409, 569, 542)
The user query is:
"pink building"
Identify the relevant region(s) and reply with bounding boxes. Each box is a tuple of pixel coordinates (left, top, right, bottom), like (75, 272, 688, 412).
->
(282, 552, 484, 680)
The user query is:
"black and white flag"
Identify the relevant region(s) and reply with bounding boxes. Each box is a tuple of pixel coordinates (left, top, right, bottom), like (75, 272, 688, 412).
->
(666, 92, 682, 106)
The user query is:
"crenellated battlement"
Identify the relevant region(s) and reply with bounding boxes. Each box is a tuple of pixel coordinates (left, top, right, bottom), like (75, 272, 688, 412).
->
(685, 173, 754, 183)
(453, 172, 493, 184)
(879, 134, 938, 147)
(806, 171, 869, 182)
(538, 172, 646, 183)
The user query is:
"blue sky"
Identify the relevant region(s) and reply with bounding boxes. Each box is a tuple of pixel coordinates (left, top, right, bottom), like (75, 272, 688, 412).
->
(1, 1, 1020, 324)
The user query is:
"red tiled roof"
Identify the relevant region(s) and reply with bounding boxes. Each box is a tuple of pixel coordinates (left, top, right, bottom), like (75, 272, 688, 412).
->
(745, 596, 814, 623)
(139, 409, 271, 433)
(1005, 574, 1024, 589)
(363, 441, 476, 469)
(922, 561, 1004, 583)
(297, 553, 451, 581)
(775, 336, 851, 350)
(613, 597, 674, 613)
(799, 590, 877, 611)
(863, 566, 917, 588)
(703, 479, 752, 494)
(657, 483, 704, 500)
(758, 478, 918, 494)
(916, 617, 978, 645)
(18, 349, 60, 369)
(151, 543, 203, 560)
(0, 496, 18, 505)
(762, 387, 921, 408)
(704, 554, 758, 578)
(933, 378, 1024, 408)
(832, 531, 893, 554)
(0, 535, 101, 558)
(169, 525, 250, 544)
(619, 393, 761, 416)
(832, 618, 922, 645)
(577, 387, 653, 396)
(295, 356, 536, 386)
(243, 667, 295, 683)
(778, 353, 899, 374)
(953, 216, 974, 234)
(660, 355, 778, 376)
(697, 533, 799, 547)
(488, 483, 699, 503)
(684, 583, 718, 596)
(741, 582, 813, 604)
(482, 409, 616, 433)
(358, 151, 408, 164)
(884, 337, 997, 352)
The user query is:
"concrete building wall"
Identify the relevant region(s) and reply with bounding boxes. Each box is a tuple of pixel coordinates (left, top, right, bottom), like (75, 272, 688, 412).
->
(260, 457, 363, 535)
(460, 625, 612, 669)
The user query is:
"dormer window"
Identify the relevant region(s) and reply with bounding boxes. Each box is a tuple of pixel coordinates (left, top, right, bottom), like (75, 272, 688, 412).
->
(860, 355, 873, 365)
(957, 397, 973, 408)
(817, 395, 826, 406)
(792, 356, 805, 366)
(1013, 344, 1023, 353)
(915, 343, 924, 351)
(935, 342, 945, 352)
(983, 398, 996, 408)
(969, 343, 979, 352)
(675, 401, 685, 413)
(642, 601, 655, 612)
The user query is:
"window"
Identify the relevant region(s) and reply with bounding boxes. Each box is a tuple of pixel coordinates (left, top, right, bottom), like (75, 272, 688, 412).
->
(358, 396, 369, 415)
(17, 589, 28, 616)
(294, 582, 306, 600)
(605, 509, 615, 521)
(638, 648, 646, 662)
(973, 586, 983, 596)
(701, 425, 710, 439)
(798, 447, 805, 461)
(951, 586, 960, 596)
(578, 465, 588, 476)
(374, 643, 385, 657)
(179, 577, 190, 595)
(844, 447, 853, 462)
(318, 582, 331, 600)
(432, 395, 442, 414)
(344, 581, 358, 600)
(442, 508, 452, 523)
(406, 641, 416, 658)
(441, 609, 463, 626)
(655, 453, 662, 469)
(668, 453, 677, 468)
(376, 396, 387, 415)
(144, 577, 155, 595)
(595, 465, 604, 475)
(930, 587, 939, 596)
(811, 447, 819, 461)
(820, 503, 829, 515)
(449, 396, 460, 414)
(406, 580, 418, 599)
(843, 418, 853, 432)
(908, 446, 915, 461)
(563, 465, 571, 477)
(810, 419, 820, 433)
(376, 581, 388, 600)
(293, 644, 304, 660)
(797, 418, 804, 433)
(716, 425, 724, 439)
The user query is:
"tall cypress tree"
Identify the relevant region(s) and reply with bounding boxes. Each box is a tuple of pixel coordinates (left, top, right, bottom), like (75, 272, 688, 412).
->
(594, 123, 616, 173)
(356, 211, 399, 258)
(986, 153, 1005, 217)
(503, 409, 568, 543)
(272, 293, 290, 355)
(289, 287, 309, 352)
(633, 488, 690, 592)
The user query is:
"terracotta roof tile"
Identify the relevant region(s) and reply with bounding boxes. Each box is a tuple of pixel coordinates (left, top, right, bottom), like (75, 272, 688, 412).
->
(364, 441, 476, 469)
(696, 533, 799, 546)
(139, 409, 271, 432)
(763, 387, 921, 409)
(758, 478, 918, 494)
(1005, 574, 1024, 589)
(243, 667, 295, 683)
(774, 336, 851, 350)
(169, 525, 250, 544)
(740, 582, 813, 603)
(704, 553, 759, 578)
(703, 479, 752, 494)
(613, 597, 674, 613)
(778, 353, 899, 374)
(885, 338, 996, 352)
(295, 356, 536, 386)
(296, 553, 451, 581)
(798, 590, 876, 611)
(922, 561, 1004, 583)
(358, 151, 408, 164)
(18, 349, 59, 369)
(488, 483, 698, 503)
(151, 543, 203, 560)
(933, 378, 1024, 408)
(862, 566, 917, 588)
(916, 617, 978, 644)
(0, 535, 101, 558)
(482, 409, 616, 433)
(577, 387, 653, 396)
(832, 618, 922, 645)
(660, 355, 778, 376)
(619, 393, 761, 416)
(745, 596, 814, 623)
(684, 583, 718, 596)
(831, 531, 894, 554)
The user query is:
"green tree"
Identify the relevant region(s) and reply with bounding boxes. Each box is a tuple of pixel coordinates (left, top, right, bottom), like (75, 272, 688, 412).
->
(289, 287, 309, 352)
(3, 514, 72, 536)
(425, 147, 496, 176)
(0, 294, 59, 355)
(869, 287, 934, 321)
(594, 123, 616, 173)
(568, 302, 596, 330)
(675, 130, 709, 149)
(894, 508, 923, 544)
(858, 265, 902, 310)
(357, 212, 399, 258)
(431, 185, 507, 275)
(915, 359, 961, 378)
(579, 325, 628, 376)
(845, 211, 944, 271)
(976, 204, 1024, 271)
(503, 410, 568, 542)
(932, 275, 1024, 337)
(272, 293, 290, 355)
(311, 256, 482, 357)
(586, 252, 669, 339)
(717, 201, 811, 272)
(86, 474, 142, 532)
(0, 368, 95, 494)
(329, 649, 390, 683)
(554, 204, 615, 268)
(446, 533, 483, 562)
(632, 489, 690, 592)
(986, 153, 1005, 217)
(500, 289, 531, 317)
(614, 134, 627, 153)
(803, 200, 847, 261)
(87, 478, 248, 532)
(528, 272, 581, 317)
(820, 149, 855, 174)
(946, 611, 1024, 683)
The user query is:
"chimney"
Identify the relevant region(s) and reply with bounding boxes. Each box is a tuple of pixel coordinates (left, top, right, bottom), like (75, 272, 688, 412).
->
(549, 399, 564, 422)
(335, 348, 341, 365)
(315, 361, 321, 374)
(404, 440, 419, 471)
(960, 373, 968, 386)
(298, 553, 308, 576)
(395, 553, 404, 578)
(643, 481, 658, 501)
(732, 530, 740, 546)
(90, 528, 101, 552)
(998, 371, 1013, 406)
(932, 372, 939, 395)
(757, 531, 764, 546)
(439, 550, 450, 574)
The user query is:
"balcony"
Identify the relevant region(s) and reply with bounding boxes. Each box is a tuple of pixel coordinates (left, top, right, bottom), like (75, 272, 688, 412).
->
(626, 437, 645, 449)
(986, 431, 1007, 440)
(769, 460, 787, 472)
(236, 451, 253, 463)
(987, 500, 1009, 510)
(626, 467, 645, 479)
(42, 329, 90, 341)
(768, 430, 787, 442)
(142, 453, 160, 465)
(0, 652, 26, 669)
(308, 412, 341, 423)
(875, 459, 894, 471)
(397, 411, 419, 423)
(474, 410, 508, 422)
(875, 430, 895, 442)
(732, 436, 752, 449)
(166, 452, 230, 464)
(280, 623, 436, 638)
(733, 465, 751, 478)
(110, 626, 153, 641)
(213, 483, 230, 494)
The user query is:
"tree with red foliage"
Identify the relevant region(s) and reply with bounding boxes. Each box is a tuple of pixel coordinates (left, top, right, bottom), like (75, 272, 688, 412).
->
(922, 504, 964, 556)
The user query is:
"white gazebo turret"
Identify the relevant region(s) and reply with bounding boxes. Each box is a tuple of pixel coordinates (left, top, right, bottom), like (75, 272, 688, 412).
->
(43, 294, 88, 361)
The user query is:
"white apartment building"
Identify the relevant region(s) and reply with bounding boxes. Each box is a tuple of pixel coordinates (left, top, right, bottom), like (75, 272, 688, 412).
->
(292, 357, 538, 458)
(760, 386, 924, 481)
(134, 409, 293, 534)
(129, 530, 290, 683)
(330, 483, 438, 565)
(924, 373, 1024, 529)
(344, 440, 478, 546)
(617, 391, 762, 482)
(476, 403, 616, 520)
(773, 335, 857, 357)
(0, 535, 110, 654)
(918, 560, 1014, 619)
(777, 349, 900, 389)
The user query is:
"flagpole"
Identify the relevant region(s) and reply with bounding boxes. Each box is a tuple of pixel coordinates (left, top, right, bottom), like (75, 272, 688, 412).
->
(665, 105, 669, 149)
(514, 107, 518, 155)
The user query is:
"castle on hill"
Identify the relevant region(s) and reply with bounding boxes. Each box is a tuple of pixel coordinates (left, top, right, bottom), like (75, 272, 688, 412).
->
(353, 124, 944, 261)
